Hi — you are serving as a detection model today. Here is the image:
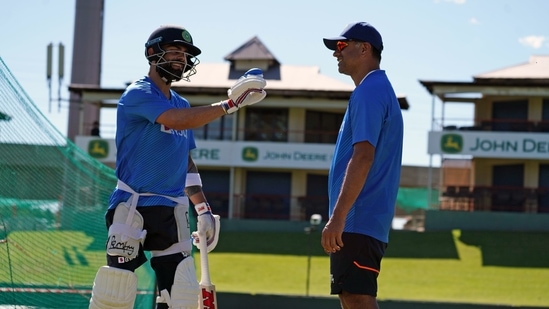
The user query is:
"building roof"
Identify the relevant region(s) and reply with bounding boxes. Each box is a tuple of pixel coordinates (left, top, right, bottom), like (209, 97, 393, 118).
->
(474, 55, 549, 80)
(419, 55, 549, 100)
(171, 62, 355, 92)
(171, 36, 408, 109)
(224, 36, 279, 65)
(69, 36, 409, 109)
(172, 35, 354, 91)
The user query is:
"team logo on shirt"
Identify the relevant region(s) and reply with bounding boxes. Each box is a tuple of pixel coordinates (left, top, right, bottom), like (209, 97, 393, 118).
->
(161, 124, 188, 137)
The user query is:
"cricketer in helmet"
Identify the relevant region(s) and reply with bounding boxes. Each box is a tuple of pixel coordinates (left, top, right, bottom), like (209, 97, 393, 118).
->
(145, 25, 202, 83)
(88, 24, 267, 309)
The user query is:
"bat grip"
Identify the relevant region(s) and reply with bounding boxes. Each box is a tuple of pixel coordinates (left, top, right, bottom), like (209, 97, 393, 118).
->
(198, 232, 212, 285)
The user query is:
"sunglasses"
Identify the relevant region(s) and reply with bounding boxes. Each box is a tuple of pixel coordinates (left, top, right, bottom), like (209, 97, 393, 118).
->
(336, 41, 349, 52)
(336, 41, 350, 52)
(336, 40, 367, 52)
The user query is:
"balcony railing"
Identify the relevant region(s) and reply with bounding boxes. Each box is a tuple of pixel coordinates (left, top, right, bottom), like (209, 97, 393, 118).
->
(440, 185, 549, 213)
(195, 127, 340, 143)
(206, 186, 549, 221)
(196, 192, 327, 221)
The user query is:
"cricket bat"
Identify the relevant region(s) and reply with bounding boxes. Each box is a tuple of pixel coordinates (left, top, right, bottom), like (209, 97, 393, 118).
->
(198, 232, 217, 309)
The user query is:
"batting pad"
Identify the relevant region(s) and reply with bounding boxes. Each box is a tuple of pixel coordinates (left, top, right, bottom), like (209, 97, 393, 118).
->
(107, 203, 146, 260)
(157, 257, 199, 309)
(89, 266, 137, 309)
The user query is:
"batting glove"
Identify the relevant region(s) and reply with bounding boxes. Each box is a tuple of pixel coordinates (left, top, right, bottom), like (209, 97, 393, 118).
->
(192, 202, 220, 252)
(212, 68, 267, 114)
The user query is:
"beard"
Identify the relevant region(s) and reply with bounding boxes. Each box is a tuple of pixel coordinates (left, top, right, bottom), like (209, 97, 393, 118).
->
(157, 61, 185, 81)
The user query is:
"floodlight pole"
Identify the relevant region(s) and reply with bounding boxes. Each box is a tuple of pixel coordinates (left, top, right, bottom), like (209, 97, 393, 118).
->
(45, 42, 65, 113)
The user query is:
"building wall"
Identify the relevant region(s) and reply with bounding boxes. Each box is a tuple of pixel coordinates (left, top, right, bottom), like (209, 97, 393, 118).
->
(399, 165, 439, 188)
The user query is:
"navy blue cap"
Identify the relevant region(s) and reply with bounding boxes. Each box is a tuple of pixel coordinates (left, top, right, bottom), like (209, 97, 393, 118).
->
(323, 22, 383, 52)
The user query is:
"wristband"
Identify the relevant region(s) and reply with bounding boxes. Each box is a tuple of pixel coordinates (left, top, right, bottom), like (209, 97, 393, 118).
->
(185, 173, 202, 187)
(194, 202, 211, 215)
(211, 99, 238, 114)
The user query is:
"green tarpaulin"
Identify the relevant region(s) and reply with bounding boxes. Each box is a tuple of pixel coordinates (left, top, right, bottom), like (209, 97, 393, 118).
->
(396, 187, 439, 212)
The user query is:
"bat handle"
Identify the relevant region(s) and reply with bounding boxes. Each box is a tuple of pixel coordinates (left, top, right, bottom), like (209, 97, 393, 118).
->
(198, 232, 211, 285)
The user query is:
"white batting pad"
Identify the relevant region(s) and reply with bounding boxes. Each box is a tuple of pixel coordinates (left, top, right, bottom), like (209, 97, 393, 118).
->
(107, 203, 146, 261)
(89, 266, 137, 309)
(156, 257, 199, 309)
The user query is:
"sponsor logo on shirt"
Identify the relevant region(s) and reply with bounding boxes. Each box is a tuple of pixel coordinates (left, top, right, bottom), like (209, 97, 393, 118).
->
(161, 124, 188, 137)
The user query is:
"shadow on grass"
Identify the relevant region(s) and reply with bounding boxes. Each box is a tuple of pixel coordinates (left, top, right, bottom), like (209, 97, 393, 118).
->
(213, 231, 327, 256)
(214, 230, 460, 259)
(385, 230, 459, 259)
(458, 231, 549, 268)
(218, 292, 541, 309)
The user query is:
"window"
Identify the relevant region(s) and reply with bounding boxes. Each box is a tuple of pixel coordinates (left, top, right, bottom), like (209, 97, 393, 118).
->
(492, 164, 524, 212)
(244, 108, 288, 142)
(244, 171, 291, 220)
(539, 99, 549, 132)
(305, 111, 343, 144)
(193, 115, 234, 140)
(198, 170, 230, 218)
(538, 164, 549, 213)
(491, 100, 529, 132)
(303, 174, 328, 219)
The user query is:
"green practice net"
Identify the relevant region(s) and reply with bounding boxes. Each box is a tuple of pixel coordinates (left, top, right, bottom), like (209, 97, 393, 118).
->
(0, 57, 156, 308)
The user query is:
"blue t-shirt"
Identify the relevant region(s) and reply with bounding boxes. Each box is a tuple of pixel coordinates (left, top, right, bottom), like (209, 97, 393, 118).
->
(108, 76, 196, 209)
(328, 70, 403, 243)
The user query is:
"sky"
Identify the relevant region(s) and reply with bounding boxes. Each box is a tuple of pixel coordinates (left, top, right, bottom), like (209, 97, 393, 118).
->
(1, 0, 548, 167)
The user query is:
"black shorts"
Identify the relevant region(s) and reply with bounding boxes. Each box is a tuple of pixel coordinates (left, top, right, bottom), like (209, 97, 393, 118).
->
(105, 205, 183, 271)
(330, 232, 387, 297)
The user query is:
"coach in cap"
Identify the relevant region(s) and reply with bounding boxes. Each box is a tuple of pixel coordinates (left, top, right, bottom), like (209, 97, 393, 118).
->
(321, 21, 404, 309)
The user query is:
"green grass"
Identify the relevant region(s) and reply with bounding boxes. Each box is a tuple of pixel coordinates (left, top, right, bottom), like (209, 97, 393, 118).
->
(379, 230, 549, 306)
(1, 229, 549, 307)
(199, 230, 549, 307)
(0, 231, 155, 290)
